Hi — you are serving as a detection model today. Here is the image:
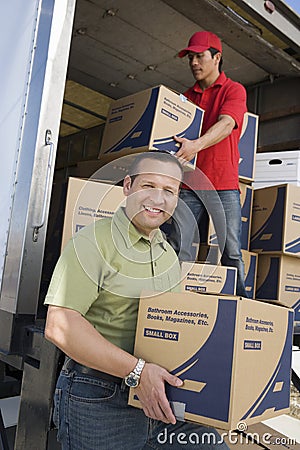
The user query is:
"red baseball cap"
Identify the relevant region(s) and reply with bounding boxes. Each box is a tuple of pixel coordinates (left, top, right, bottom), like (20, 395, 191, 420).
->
(178, 31, 222, 58)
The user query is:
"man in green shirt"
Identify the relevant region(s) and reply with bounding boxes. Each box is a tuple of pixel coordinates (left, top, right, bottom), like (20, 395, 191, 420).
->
(45, 151, 228, 450)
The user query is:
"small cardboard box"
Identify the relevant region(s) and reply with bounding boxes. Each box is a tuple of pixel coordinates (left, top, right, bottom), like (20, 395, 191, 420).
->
(255, 254, 300, 321)
(129, 291, 293, 430)
(242, 250, 258, 300)
(61, 177, 125, 249)
(181, 262, 237, 295)
(99, 85, 205, 170)
(208, 183, 253, 250)
(250, 183, 300, 257)
(238, 112, 259, 183)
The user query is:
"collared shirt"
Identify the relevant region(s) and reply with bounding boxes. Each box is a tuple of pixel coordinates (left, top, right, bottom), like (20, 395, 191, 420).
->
(45, 207, 180, 353)
(183, 72, 247, 190)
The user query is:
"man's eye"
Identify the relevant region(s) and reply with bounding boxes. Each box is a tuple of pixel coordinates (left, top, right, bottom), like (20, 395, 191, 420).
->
(165, 189, 175, 196)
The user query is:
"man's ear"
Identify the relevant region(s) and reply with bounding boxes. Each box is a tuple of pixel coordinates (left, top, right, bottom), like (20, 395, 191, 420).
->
(214, 52, 221, 65)
(123, 175, 132, 197)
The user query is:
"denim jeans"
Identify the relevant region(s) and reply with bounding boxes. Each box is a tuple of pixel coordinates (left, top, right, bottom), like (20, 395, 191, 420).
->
(167, 189, 248, 297)
(53, 367, 229, 450)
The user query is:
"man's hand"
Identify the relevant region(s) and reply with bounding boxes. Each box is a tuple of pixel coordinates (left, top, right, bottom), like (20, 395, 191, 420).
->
(173, 135, 201, 164)
(174, 114, 236, 165)
(136, 362, 183, 424)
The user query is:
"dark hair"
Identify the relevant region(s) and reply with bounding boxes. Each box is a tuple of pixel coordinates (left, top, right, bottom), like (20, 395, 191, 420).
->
(128, 151, 183, 183)
(209, 47, 223, 72)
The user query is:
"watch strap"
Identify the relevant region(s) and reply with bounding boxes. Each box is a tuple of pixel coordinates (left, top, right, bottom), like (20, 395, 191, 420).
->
(132, 358, 145, 377)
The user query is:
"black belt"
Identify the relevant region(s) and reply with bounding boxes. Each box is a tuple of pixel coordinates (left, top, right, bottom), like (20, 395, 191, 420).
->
(63, 358, 123, 385)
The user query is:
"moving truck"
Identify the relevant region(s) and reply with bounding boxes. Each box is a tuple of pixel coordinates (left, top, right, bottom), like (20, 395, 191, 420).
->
(0, 1, 299, 448)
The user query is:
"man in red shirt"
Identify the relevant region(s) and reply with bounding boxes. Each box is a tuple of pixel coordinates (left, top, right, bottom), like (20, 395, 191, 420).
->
(169, 30, 248, 297)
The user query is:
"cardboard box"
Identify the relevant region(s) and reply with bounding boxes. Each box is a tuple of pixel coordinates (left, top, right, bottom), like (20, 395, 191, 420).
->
(99, 85, 205, 170)
(197, 246, 257, 298)
(198, 244, 221, 264)
(238, 112, 259, 183)
(242, 250, 258, 300)
(250, 184, 300, 257)
(61, 177, 125, 249)
(254, 150, 300, 187)
(208, 183, 253, 250)
(255, 254, 300, 321)
(181, 262, 237, 295)
(129, 291, 293, 430)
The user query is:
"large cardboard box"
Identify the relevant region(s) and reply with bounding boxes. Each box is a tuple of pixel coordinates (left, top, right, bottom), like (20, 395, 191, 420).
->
(129, 291, 293, 430)
(242, 250, 258, 300)
(238, 112, 259, 183)
(208, 183, 253, 251)
(61, 177, 125, 249)
(255, 254, 300, 321)
(250, 184, 300, 257)
(98, 85, 205, 170)
(181, 262, 237, 295)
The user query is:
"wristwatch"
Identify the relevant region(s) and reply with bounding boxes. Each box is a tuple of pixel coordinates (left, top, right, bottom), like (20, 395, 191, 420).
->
(124, 358, 145, 388)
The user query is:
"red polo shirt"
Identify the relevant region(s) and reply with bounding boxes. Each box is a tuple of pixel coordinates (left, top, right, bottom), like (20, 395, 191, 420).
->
(183, 72, 247, 190)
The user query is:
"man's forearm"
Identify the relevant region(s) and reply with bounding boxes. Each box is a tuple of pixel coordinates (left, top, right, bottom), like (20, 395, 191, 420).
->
(45, 305, 137, 378)
(197, 114, 235, 150)
(175, 114, 235, 162)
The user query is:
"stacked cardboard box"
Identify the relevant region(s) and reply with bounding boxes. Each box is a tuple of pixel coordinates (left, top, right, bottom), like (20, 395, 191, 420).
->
(61, 177, 125, 250)
(197, 112, 259, 298)
(238, 112, 259, 184)
(250, 183, 300, 321)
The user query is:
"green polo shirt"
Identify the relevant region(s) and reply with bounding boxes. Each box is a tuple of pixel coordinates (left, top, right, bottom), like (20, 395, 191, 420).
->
(45, 207, 180, 353)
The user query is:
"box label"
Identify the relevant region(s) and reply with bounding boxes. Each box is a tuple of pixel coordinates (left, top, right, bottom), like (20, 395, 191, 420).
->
(144, 328, 179, 341)
(243, 340, 262, 350)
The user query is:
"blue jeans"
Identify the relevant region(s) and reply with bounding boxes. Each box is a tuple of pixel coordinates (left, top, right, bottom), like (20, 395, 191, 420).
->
(167, 189, 248, 297)
(53, 367, 229, 450)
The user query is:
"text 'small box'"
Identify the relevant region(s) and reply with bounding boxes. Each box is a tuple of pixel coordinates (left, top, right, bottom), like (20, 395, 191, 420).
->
(61, 177, 125, 250)
(250, 183, 300, 257)
(129, 291, 293, 430)
(181, 262, 237, 295)
(99, 85, 204, 170)
(256, 254, 300, 321)
(208, 182, 253, 251)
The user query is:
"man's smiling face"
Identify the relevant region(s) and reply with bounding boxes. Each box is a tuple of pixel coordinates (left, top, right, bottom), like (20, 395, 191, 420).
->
(123, 158, 182, 237)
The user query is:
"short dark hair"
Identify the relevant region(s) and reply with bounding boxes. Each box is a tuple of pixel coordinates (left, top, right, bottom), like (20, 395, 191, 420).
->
(128, 151, 183, 182)
(208, 47, 223, 72)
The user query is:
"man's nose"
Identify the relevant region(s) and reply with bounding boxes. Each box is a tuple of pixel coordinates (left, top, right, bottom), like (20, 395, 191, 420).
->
(190, 55, 197, 65)
(150, 188, 165, 203)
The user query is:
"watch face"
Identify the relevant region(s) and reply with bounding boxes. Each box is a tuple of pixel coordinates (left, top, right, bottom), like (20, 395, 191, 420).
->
(125, 374, 139, 388)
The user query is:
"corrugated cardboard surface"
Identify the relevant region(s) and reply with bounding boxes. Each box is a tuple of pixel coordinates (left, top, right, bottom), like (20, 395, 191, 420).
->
(181, 261, 237, 295)
(99, 85, 205, 171)
(242, 250, 258, 299)
(129, 291, 293, 430)
(61, 177, 125, 249)
(238, 112, 259, 183)
(256, 253, 300, 321)
(250, 184, 300, 257)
